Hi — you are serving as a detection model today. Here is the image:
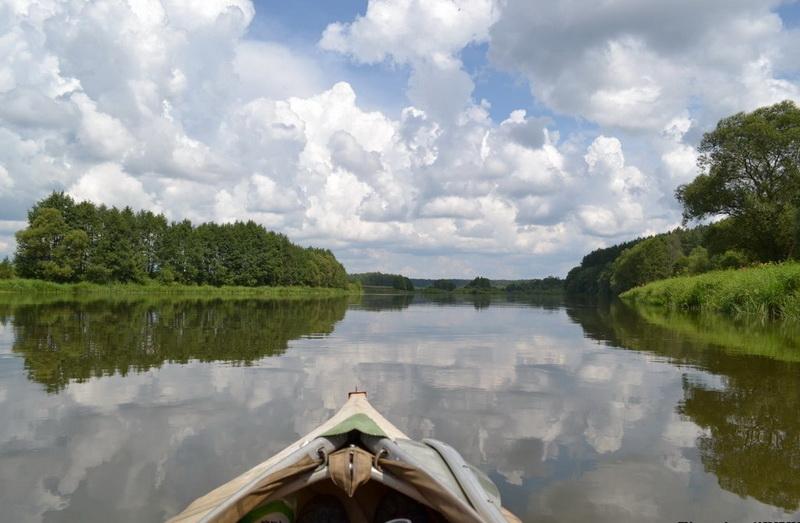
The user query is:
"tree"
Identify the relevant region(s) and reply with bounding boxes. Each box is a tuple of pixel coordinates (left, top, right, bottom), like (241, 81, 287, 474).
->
(565, 238, 644, 295)
(676, 101, 800, 261)
(349, 272, 413, 290)
(465, 276, 492, 290)
(88, 207, 145, 283)
(135, 210, 167, 278)
(610, 235, 682, 293)
(674, 246, 711, 276)
(432, 279, 456, 291)
(0, 257, 14, 279)
(15, 208, 88, 281)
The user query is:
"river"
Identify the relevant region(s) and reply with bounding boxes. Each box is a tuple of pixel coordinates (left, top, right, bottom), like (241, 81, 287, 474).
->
(0, 294, 798, 522)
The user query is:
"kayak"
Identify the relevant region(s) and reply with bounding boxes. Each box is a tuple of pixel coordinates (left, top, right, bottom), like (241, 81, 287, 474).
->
(167, 391, 521, 523)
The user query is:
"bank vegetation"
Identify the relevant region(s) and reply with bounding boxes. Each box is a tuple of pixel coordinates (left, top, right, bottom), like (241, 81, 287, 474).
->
(567, 100, 800, 319)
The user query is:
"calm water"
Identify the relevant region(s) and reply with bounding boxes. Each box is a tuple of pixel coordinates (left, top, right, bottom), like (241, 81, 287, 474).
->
(1, 294, 799, 522)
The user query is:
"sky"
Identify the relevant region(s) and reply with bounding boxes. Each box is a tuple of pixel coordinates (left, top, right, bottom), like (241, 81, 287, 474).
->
(0, 0, 799, 278)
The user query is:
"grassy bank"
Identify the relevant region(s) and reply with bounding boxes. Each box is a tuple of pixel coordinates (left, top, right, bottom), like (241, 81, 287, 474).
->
(0, 278, 360, 299)
(621, 262, 800, 320)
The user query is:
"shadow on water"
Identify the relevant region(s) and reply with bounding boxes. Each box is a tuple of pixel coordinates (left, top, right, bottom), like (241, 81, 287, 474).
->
(0, 297, 348, 393)
(565, 298, 800, 512)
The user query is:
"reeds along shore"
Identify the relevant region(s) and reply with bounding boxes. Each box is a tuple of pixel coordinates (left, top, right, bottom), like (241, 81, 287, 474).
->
(0, 278, 361, 299)
(621, 262, 800, 321)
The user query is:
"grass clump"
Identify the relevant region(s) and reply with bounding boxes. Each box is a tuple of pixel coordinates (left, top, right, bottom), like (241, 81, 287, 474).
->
(0, 278, 361, 299)
(621, 262, 800, 321)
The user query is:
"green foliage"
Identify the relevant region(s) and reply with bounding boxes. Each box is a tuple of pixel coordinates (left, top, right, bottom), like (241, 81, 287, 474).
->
(465, 276, 492, 290)
(712, 249, 749, 270)
(610, 235, 683, 294)
(349, 272, 415, 291)
(0, 257, 14, 279)
(621, 262, 800, 321)
(0, 277, 355, 298)
(676, 100, 800, 261)
(675, 246, 712, 276)
(504, 277, 564, 294)
(701, 218, 740, 256)
(14, 208, 88, 282)
(565, 238, 644, 294)
(431, 279, 456, 291)
(566, 223, 758, 297)
(569, 101, 800, 296)
(13, 192, 349, 288)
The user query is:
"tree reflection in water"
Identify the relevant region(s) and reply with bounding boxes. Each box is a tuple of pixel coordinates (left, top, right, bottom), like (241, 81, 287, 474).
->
(680, 360, 800, 511)
(1, 297, 348, 393)
(566, 299, 800, 512)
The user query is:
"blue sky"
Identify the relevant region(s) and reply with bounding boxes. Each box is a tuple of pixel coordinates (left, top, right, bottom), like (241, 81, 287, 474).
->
(249, 0, 591, 131)
(0, 0, 798, 277)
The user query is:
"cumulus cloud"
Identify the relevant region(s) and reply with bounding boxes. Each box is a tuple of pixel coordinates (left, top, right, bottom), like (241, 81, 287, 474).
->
(0, 0, 798, 277)
(0, 166, 13, 191)
(320, 0, 498, 120)
(488, 0, 800, 132)
(67, 163, 161, 213)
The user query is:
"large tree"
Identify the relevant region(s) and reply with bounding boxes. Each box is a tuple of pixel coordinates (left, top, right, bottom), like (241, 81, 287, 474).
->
(15, 208, 88, 281)
(676, 100, 800, 261)
(609, 235, 682, 294)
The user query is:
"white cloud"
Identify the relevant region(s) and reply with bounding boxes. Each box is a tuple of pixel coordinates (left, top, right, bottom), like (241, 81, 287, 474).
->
(67, 163, 161, 213)
(319, 0, 496, 66)
(320, 0, 498, 121)
(73, 93, 136, 160)
(489, 0, 800, 132)
(0, 0, 798, 276)
(233, 41, 324, 101)
(420, 196, 483, 219)
(0, 165, 13, 191)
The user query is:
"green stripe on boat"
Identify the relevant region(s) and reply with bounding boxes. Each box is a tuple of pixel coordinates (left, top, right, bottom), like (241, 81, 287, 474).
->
(238, 500, 294, 523)
(322, 413, 386, 437)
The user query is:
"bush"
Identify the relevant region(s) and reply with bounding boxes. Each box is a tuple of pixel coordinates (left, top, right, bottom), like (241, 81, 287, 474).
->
(0, 257, 14, 279)
(712, 249, 749, 270)
(675, 246, 712, 275)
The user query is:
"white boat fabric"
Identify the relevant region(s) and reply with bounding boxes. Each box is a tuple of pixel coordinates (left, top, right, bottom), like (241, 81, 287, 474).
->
(166, 393, 520, 523)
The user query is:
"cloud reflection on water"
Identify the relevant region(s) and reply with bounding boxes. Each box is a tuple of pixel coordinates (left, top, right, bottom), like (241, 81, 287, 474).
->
(0, 296, 797, 522)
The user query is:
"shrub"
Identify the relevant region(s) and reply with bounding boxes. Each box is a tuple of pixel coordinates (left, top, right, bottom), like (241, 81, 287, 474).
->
(0, 257, 14, 279)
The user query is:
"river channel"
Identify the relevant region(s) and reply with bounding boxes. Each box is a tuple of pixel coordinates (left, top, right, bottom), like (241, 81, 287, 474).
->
(0, 294, 798, 522)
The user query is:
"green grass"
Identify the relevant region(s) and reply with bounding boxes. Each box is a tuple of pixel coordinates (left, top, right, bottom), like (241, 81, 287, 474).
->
(621, 262, 800, 320)
(0, 278, 360, 299)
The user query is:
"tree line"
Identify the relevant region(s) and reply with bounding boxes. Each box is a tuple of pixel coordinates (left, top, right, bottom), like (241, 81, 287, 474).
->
(567, 100, 800, 295)
(10, 192, 349, 288)
(505, 276, 564, 293)
(348, 272, 415, 291)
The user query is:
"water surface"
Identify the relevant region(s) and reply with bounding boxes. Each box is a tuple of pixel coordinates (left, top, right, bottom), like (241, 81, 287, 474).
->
(0, 294, 798, 522)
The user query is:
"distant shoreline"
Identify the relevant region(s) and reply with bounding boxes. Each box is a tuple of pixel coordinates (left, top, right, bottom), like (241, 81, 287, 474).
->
(0, 278, 360, 299)
(359, 285, 564, 296)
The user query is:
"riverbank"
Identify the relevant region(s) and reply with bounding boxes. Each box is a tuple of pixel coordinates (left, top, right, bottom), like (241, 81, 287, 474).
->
(0, 278, 360, 299)
(620, 262, 800, 320)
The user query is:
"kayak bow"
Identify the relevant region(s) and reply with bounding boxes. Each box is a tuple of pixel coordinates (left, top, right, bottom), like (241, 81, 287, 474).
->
(167, 391, 521, 523)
